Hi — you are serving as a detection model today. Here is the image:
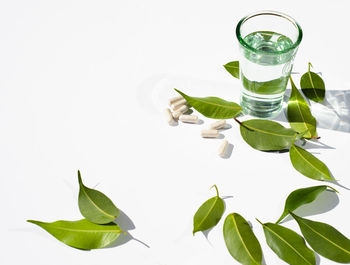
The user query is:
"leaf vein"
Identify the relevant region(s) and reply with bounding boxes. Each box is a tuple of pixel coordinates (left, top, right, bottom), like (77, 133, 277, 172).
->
(293, 146, 329, 179)
(265, 225, 313, 265)
(231, 215, 260, 265)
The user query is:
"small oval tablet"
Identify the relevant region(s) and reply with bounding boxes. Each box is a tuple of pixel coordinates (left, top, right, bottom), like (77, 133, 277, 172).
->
(201, 129, 219, 138)
(210, 120, 226, 130)
(179, 114, 198, 123)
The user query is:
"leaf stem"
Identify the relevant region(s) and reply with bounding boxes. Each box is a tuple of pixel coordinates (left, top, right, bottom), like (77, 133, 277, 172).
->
(210, 184, 219, 197)
(255, 218, 264, 225)
(233, 117, 243, 126)
(327, 185, 339, 193)
(308, 62, 313, 73)
(77, 170, 83, 186)
(311, 136, 321, 139)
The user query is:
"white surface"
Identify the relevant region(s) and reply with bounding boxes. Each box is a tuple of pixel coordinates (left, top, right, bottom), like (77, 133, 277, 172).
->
(1, 1, 350, 264)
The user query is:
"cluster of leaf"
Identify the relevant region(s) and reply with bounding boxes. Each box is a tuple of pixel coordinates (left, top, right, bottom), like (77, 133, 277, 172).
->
(27, 171, 124, 250)
(193, 185, 350, 264)
(175, 62, 333, 182)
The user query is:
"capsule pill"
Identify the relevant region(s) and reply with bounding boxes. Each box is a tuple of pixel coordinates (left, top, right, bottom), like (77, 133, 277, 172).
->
(179, 114, 198, 123)
(218, 140, 228, 157)
(168, 95, 184, 106)
(201, 129, 219, 138)
(164, 108, 176, 125)
(173, 105, 188, 119)
(171, 98, 187, 110)
(210, 120, 226, 130)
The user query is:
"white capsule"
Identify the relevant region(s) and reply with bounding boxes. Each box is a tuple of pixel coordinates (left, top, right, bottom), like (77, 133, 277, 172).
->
(201, 129, 219, 138)
(168, 95, 184, 106)
(218, 140, 228, 157)
(179, 114, 198, 123)
(171, 98, 187, 110)
(173, 105, 188, 119)
(210, 120, 226, 130)
(164, 108, 176, 125)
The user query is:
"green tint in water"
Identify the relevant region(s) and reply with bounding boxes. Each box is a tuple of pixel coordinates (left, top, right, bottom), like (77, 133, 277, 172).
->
(242, 75, 288, 95)
(240, 31, 295, 117)
(243, 31, 294, 65)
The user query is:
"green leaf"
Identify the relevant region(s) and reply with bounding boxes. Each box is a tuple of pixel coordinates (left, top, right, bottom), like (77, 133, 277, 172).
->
(276, 185, 337, 224)
(259, 221, 315, 265)
(224, 61, 240, 79)
(174, 89, 242, 119)
(291, 212, 350, 263)
(287, 77, 317, 139)
(193, 185, 224, 235)
(223, 213, 262, 265)
(238, 119, 299, 151)
(78, 171, 119, 224)
(300, 62, 325, 103)
(289, 144, 334, 181)
(27, 219, 122, 250)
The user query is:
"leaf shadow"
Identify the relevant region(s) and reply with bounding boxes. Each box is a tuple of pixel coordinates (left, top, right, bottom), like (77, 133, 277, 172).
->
(280, 190, 339, 223)
(297, 139, 335, 150)
(105, 209, 150, 249)
(201, 227, 214, 246)
(315, 252, 321, 265)
(324, 178, 350, 191)
(115, 209, 135, 230)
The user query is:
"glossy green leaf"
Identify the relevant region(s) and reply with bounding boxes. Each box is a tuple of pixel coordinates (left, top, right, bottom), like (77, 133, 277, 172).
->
(300, 63, 325, 103)
(289, 144, 334, 181)
(27, 219, 122, 250)
(259, 221, 315, 265)
(174, 89, 242, 119)
(78, 171, 119, 224)
(239, 119, 299, 151)
(193, 185, 224, 235)
(291, 212, 350, 263)
(223, 213, 262, 265)
(224, 61, 240, 79)
(276, 185, 337, 224)
(287, 77, 317, 139)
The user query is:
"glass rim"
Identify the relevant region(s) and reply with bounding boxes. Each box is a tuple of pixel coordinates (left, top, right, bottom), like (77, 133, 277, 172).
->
(236, 10, 303, 55)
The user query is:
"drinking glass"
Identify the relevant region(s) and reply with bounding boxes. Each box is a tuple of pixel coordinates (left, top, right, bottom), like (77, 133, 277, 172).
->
(236, 11, 302, 117)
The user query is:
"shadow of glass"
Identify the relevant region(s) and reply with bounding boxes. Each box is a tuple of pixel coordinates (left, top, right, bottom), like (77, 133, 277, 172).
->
(280, 190, 339, 223)
(275, 89, 350, 134)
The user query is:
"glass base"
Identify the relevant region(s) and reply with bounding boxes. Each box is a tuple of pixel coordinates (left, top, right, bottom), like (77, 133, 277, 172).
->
(240, 91, 284, 118)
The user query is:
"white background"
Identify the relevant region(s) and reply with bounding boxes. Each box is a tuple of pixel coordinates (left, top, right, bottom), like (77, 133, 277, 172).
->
(1, 0, 350, 264)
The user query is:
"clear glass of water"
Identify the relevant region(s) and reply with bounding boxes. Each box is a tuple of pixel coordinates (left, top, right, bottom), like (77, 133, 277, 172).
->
(236, 11, 303, 118)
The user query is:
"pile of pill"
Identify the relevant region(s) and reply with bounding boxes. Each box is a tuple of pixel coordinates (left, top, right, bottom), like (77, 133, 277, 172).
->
(164, 95, 198, 125)
(165, 95, 230, 158)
